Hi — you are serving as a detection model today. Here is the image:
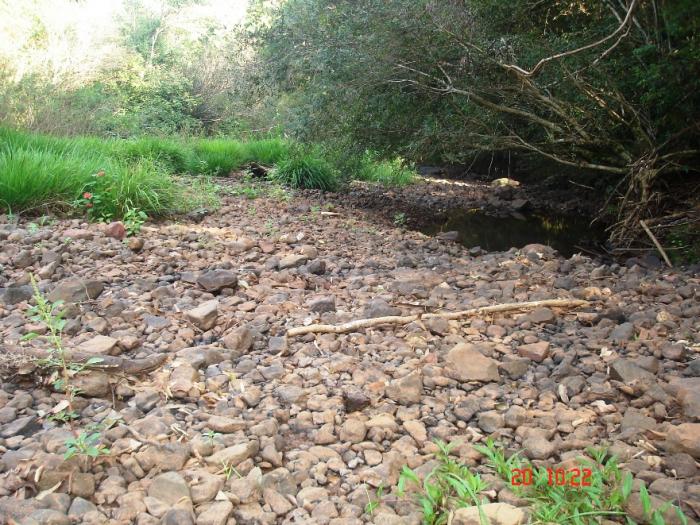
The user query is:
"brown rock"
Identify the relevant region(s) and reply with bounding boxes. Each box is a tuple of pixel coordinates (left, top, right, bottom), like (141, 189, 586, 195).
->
(665, 424, 700, 459)
(222, 326, 253, 356)
(185, 300, 219, 331)
(104, 221, 126, 240)
(48, 279, 104, 303)
(446, 343, 500, 383)
(77, 335, 120, 356)
(517, 341, 550, 362)
(385, 371, 423, 405)
(453, 503, 525, 525)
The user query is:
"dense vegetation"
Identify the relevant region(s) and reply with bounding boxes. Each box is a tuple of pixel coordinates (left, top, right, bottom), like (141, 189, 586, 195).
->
(0, 0, 697, 251)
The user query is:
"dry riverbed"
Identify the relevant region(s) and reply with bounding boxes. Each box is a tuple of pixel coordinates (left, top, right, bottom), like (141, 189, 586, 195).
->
(0, 179, 699, 525)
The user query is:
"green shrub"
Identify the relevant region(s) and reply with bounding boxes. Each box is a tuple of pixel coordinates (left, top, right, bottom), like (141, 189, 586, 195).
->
(269, 148, 338, 190)
(242, 138, 290, 165)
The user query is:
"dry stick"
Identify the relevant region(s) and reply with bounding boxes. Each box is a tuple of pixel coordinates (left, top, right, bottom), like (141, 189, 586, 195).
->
(639, 219, 673, 268)
(287, 299, 589, 337)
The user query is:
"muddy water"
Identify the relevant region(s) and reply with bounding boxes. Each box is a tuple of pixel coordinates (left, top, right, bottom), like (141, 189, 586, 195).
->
(419, 209, 606, 257)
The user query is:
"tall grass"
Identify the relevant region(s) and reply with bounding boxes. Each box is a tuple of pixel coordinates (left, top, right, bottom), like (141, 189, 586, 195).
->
(270, 147, 338, 190)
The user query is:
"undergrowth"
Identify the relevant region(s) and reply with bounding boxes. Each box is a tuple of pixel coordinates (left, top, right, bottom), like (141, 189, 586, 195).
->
(389, 438, 688, 525)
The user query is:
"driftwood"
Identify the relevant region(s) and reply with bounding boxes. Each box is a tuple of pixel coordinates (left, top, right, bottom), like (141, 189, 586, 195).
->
(1, 346, 167, 376)
(287, 298, 589, 337)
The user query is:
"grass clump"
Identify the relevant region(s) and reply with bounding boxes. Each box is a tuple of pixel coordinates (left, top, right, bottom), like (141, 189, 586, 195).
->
(270, 147, 338, 190)
(357, 151, 416, 186)
(397, 440, 489, 524)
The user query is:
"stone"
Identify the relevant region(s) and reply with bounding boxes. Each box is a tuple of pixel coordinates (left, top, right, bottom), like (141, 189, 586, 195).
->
(297, 486, 329, 509)
(205, 415, 246, 433)
(196, 501, 233, 525)
(48, 279, 104, 303)
(186, 300, 219, 330)
(385, 371, 423, 405)
(26, 509, 71, 525)
(1, 415, 40, 438)
(0, 285, 33, 305)
(70, 473, 95, 498)
(163, 509, 195, 525)
(403, 420, 427, 443)
(307, 259, 326, 274)
(610, 322, 635, 342)
(665, 453, 698, 478)
(528, 308, 555, 324)
(478, 411, 505, 433)
(128, 237, 145, 252)
(77, 335, 120, 356)
(263, 488, 294, 515)
(621, 409, 656, 431)
(279, 254, 308, 269)
(308, 295, 336, 313)
(343, 389, 371, 412)
(452, 503, 525, 525)
(339, 419, 367, 443)
(222, 326, 254, 356)
(523, 433, 556, 460)
(665, 424, 700, 459)
(364, 299, 401, 318)
(667, 377, 700, 419)
(207, 442, 258, 467)
(148, 472, 191, 505)
(104, 221, 126, 240)
(446, 343, 500, 382)
(517, 341, 550, 362)
(197, 270, 238, 292)
(68, 497, 97, 517)
(610, 359, 655, 383)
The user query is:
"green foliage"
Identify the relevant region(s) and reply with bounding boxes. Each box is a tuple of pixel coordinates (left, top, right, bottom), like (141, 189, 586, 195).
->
(269, 147, 338, 190)
(124, 208, 148, 236)
(357, 151, 416, 187)
(393, 212, 407, 227)
(475, 438, 688, 525)
(397, 440, 488, 525)
(64, 431, 110, 460)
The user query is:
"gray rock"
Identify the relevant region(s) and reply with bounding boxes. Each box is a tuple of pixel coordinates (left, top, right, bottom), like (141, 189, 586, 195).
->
(1, 415, 40, 438)
(610, 322, 635, 342)
(47, 279, 104, 303)
(308, 295, 336, 313)
(68, 497, 97, 516)
(222, 326, 253, 356)
(279, 254, 308, 269)
(196, 501, 233, 525)
(186, 300, 219, 330)
(197, 270, 238, 292)
(206, 441, 258, 467)
(364, 299, 400, 318)
(148, 472, 191, 505)
(610, 359, 655, 383)
(0, 285, 33, 305)
(26, 509, 71, 525)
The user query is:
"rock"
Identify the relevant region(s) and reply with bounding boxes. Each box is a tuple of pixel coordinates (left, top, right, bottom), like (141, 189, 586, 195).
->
(104, 221, 126, 240)
(279, 254, 308, 269)
(127, 237, 144, 252)
(499, 360, 530, 379)
(527, 308, 555, 323)
(148, 472, 191, 505)
(610, 359, 655, 384)
(297, 486, 329, 509)
(610, 322, 635, 342)
(63, 228, 93, 240)
(624, 490, 688, 525)
(26, 509, 71, 525)
(517, 341, 550, 362)
(163, 509, 195, 525)
(343, 389, 371, 412)
(1, 415, 41, 438)
(307, 259, 326, 274)
(186, 300, 219, 330)
(169, 363, 199, 399)
(197, 270, 238, 292)
(385, 371, 422, 405)
(665, 453, 698, 478)
(0, 285, 33, 305)
(222, 326, 253, 356)
(70, 473, 95, 498)
(364, 299, 401, 318)
(446, 343, 500, 382)
(77, 335, 120, 356)
(403, 420, 427, 443)
(205, 415, 246, 433)
(478, 411, 505, 433)
(453, 503, 525, 525)
(523, 432, 556, 460)
(454, 397, 481, 422)
(263, 488, 294, 515)
(308, 295, 336, 313)
(196, 501, 233, 525)
(339, 419, 367, 443)
(207, 442, 258, 467)
(667, 377, 700, 419)
(276, 385, 305, 405)
(491, 178, 520, 188)
(135, 443, 190, 471)
(48, 279, 104, 303)
(621, 409, 656, 431)
(68, 497, 97, 517)
(665, 424, 700, 459)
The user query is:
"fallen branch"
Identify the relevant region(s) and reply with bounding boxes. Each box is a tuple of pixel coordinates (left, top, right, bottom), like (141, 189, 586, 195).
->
(1, 346, 167, 376)
(287, 298, 589, 337)
(639, 219, 673, 268)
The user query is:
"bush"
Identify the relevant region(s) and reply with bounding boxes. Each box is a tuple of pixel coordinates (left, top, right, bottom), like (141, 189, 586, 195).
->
(269, 148, 338, 190)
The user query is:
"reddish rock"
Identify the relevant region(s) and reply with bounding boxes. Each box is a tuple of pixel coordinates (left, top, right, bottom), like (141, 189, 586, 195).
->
(104, 221, 126, 240)
(517, 341, 550, 362)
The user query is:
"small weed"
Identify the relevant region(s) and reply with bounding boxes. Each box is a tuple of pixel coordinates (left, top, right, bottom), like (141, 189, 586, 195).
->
(397, 440, 488, 525)
(123, 207, 147, 236)
(64, 431, 110, 460)
(203, 429, 220, 446)
(48, 409, 79, 424)
(27, 222, 39, 234)
(269, 184, 293, 202)
(393, 212, 407, 226)
(364, 484, 384, 516)
(221, 462, 242, 480)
